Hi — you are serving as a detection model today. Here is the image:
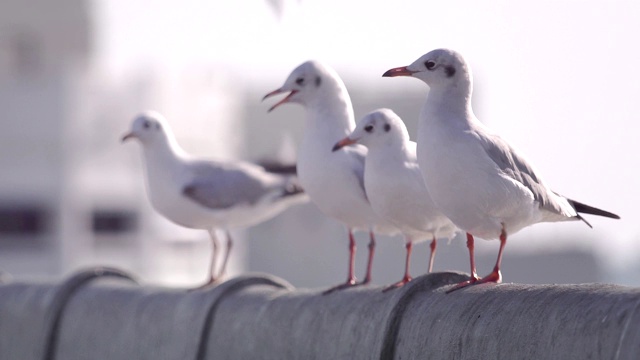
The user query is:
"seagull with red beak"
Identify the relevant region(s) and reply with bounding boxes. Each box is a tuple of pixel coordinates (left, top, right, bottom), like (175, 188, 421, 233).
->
(383, 48, 619, 292)
(264, 61, 398, 293)
(333, 108, 458, 291)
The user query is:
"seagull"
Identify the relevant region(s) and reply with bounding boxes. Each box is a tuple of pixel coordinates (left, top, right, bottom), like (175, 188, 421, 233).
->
(263, 61, 398, 293)
(332, 108, 458, 290)
(122, 111, 308, 288)
(383, 48, 620, 291)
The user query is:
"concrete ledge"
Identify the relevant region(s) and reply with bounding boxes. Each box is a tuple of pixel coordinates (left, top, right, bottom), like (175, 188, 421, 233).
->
(1, 268, 639, 360)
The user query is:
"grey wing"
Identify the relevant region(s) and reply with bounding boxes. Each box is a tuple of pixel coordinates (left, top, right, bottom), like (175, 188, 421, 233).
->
(475, 130, 572, 216)
(182, 161, 283, 210)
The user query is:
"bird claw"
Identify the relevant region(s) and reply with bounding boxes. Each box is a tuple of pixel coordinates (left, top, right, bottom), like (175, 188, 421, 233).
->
(322, 278, 358, 295)
(446, 270, 501, 293)
(382, 277, 412, 293)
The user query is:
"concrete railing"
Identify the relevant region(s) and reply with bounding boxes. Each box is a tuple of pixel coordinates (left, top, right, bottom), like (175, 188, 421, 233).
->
(1, 268, 639, 359)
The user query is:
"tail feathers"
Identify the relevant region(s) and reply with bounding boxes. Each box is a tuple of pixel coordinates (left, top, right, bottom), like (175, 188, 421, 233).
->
(568, 198, 620, 227)
(282, 177, 305, 198)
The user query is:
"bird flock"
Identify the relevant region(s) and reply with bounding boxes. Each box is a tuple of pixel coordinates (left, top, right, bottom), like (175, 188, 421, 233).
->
(123, 48, 619, 292)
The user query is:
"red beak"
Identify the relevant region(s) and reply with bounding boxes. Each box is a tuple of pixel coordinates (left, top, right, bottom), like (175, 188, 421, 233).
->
(382, 66, 416, 77)
(332, 136, 359, 152)
(263, 88, 298, 112)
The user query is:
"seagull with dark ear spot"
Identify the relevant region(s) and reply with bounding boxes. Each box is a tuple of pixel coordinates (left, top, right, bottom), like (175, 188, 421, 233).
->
(333, 108, 458, 291)
(384, 48, 620, 292)
(264, 61, 399, 294)
(122, 111, 308, 289)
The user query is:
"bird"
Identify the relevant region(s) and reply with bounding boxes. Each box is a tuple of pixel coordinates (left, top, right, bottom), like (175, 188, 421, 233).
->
(332, 108, 458, 290)
(383, 48, 620, 292)
(122, 111, 308, 288)
(263, 60, 399, 293)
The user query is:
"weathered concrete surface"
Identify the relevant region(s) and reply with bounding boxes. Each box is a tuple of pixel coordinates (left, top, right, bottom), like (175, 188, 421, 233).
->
(53, 273, 292, 360)
(0, 267, 137, 360)
(0, 268, 639, 360)
(204, 272, 466, 360)
(387, 283, 640, 360)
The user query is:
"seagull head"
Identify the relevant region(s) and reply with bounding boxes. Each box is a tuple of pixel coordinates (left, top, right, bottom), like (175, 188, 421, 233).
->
(383, 48, 471, 90)
(263, 60, 348, 112)
(121, 111, 168, 145)
(333, 108, 408, 152)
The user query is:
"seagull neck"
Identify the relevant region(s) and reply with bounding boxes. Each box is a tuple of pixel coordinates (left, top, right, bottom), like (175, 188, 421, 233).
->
(424, 85, 474, 126)
(143, 134, 188, 168)
(303, 98, 355, 146)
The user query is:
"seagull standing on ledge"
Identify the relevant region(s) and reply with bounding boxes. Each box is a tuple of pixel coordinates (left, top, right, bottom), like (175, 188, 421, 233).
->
(264, 61, 398, 293)
(383, 49, 620, 291)
(122, 111, 308, 288)
(333, 109, 458, 291)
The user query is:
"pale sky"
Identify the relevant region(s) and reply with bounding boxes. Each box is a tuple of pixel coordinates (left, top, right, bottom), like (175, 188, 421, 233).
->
(92, 0, 640, 272)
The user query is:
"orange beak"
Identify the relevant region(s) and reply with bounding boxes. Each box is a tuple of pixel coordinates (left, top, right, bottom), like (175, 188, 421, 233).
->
(263, 88, 299, 112)
(382, 66, 416, 77)
(332, 136, 359, 152)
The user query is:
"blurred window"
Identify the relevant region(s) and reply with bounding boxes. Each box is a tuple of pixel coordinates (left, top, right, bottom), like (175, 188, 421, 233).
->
(91, 209, 138, 234)
(0, 205, 48, 235)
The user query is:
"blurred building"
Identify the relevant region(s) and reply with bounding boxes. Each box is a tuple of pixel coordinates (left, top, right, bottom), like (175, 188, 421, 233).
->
(0, 0, 245, 286)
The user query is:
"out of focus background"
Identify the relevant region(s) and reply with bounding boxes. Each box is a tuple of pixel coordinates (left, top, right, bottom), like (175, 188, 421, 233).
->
(0, 0, 637, 288)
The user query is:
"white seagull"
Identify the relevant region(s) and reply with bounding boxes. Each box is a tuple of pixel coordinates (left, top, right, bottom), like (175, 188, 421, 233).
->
(263, 61, 398, 293)
(333, 108, 458, 290)
(383, 48, 620, 291)
(122, 111, 308, 288)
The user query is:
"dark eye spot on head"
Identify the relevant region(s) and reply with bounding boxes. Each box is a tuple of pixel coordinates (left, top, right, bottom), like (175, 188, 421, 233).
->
(155, 123, 161, 130)
(364, 124, 374, 133)
(445, 65, 456, 78)
(425, 60, 436, 70)
(143, 121, 150, 129)
(295, 77, 305, 86)
(384, 123, 391, 132)
(315, 76, 321, 87)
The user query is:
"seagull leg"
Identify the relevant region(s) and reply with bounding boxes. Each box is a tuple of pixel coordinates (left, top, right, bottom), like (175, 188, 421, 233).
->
(474, 227, 506, 285)
(360, 230, 376, 285)
(428, 236, 437, 273)
(383, 239, 413, 292)
(446, 233, 481, 293)
(323, 228, 358, 295)
(216, 230, 234, 281)
(191, 229, 221, 290)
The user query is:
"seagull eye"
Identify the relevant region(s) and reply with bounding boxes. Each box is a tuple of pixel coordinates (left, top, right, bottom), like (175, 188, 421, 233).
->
(425, 60, 436, 70)
(295, 77, 305, 86)
(364, 125, 374, 133)
(142, 121, 150, 129)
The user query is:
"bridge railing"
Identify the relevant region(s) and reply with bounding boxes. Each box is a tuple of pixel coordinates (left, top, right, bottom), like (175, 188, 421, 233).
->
(1, 268, 639, 359)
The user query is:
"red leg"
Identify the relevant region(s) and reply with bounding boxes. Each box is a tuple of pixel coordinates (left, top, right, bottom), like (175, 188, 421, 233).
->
(323, 229, 358, 294)
(360, 231, 376, 285)
(191, 229, 221, 290)
(446, 233, 481, 293)
(383, 240, 413, 292)
(474, 227, 506, 285)
(428, 236, 437, 273)
(216, 230, 233, 281)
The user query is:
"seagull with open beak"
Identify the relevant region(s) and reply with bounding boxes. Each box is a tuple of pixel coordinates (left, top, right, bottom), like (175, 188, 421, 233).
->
(264, 61, 399, 294)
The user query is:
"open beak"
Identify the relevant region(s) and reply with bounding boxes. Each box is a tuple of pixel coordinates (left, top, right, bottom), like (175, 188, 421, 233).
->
(263, 88, 298, 112)
(332, 136, 359, 152)
(121, 132, 136, 142)
(382, 66, 417, 77)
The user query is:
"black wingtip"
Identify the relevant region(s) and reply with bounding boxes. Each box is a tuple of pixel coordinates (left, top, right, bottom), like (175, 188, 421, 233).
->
(569, 198, 620, 220)
(257, 160, 298, 175)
